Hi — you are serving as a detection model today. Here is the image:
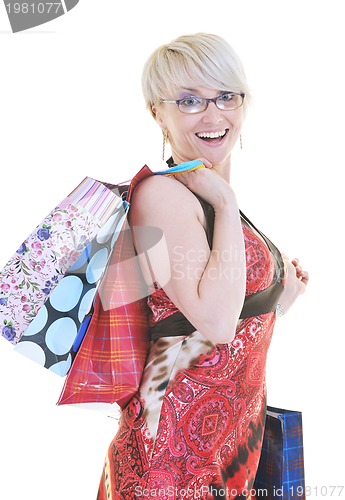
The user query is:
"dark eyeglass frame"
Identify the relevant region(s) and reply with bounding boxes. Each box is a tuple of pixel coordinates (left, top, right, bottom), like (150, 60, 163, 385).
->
(160, 92, 245, 114)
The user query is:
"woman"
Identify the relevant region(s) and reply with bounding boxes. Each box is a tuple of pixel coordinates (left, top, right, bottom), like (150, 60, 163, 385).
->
(97, 33, 308, 500)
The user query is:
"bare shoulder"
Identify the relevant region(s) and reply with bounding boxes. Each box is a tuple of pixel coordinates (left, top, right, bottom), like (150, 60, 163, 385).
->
(129, 174, 205, 227)
(131, 174, 192, 204)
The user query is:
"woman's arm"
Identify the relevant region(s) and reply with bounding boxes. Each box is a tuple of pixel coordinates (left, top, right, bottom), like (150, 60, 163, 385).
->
(129, 168, 246, 344)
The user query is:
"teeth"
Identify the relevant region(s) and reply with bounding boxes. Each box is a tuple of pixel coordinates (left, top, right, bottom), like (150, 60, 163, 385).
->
(197, 130, 226, 139)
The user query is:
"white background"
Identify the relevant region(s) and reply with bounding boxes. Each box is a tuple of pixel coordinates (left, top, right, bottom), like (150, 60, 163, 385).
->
(0, 1, 344, 499)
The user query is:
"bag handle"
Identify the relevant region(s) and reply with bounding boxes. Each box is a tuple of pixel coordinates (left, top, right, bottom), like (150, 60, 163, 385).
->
(155, 160, 205, 176)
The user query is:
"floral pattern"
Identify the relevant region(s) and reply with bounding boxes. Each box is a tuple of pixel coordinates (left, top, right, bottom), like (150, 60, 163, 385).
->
(0, 201, 104, 345)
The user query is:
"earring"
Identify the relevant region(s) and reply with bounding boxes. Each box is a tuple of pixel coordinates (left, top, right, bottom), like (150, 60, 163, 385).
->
(240, 134, 243, 150)
(162, 130, 168, 161)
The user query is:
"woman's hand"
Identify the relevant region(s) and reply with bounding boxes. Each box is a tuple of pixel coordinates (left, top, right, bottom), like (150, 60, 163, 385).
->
(172, 158, 236, 210)
(279, 255, 309, 314)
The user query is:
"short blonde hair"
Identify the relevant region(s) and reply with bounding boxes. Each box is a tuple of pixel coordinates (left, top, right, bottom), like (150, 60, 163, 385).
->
(142, 32, 251, 118)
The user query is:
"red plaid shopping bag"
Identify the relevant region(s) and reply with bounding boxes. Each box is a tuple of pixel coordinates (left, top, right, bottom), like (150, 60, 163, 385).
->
(57, 165, 161, 409)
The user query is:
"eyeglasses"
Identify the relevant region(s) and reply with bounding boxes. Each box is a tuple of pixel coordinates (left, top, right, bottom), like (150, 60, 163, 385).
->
(161, 91, 245, 114)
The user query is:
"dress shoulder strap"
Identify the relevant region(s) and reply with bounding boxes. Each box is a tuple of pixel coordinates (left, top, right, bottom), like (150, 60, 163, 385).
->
(193, 194, 215, 248)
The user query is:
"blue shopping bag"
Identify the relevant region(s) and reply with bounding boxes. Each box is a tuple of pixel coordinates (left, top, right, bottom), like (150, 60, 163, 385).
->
(254, 406, 305, 500)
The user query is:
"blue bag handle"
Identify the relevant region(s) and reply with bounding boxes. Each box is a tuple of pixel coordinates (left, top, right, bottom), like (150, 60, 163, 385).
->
(155, 160, 205, 176)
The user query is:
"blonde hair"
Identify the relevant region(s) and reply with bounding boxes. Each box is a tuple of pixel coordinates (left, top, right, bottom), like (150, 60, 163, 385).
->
(142, 32, 251, 118)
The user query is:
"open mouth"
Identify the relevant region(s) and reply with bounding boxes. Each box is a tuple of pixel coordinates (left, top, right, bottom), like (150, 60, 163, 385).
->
(196, 129, 229, 143)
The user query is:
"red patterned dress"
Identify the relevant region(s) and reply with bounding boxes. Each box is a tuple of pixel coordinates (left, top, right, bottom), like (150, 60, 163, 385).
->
(97, 213, 285, 500)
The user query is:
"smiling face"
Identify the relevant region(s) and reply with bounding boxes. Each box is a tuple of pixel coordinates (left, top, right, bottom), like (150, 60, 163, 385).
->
(154, 86, 244, 170)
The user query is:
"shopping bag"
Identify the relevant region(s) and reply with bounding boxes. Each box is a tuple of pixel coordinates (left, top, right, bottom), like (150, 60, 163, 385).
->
(1, 160, 203, 407)
(57, 161, 204, 408)
(254, 406, 305, 500)
(56, 223, 151, 408)
(0, 177, 127, 375)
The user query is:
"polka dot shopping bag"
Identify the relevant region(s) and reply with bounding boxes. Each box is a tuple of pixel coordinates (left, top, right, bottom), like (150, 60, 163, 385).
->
(0, 176, 128, 377)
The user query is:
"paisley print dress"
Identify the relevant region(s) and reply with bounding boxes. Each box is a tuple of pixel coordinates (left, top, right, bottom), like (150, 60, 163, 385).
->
(97, 212, 285, 500)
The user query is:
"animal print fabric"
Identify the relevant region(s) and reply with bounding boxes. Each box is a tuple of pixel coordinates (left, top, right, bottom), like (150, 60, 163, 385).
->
(97, 222, 282, 500)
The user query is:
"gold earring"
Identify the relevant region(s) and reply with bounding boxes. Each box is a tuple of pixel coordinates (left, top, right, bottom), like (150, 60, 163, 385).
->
(162, 130, 168, 161)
